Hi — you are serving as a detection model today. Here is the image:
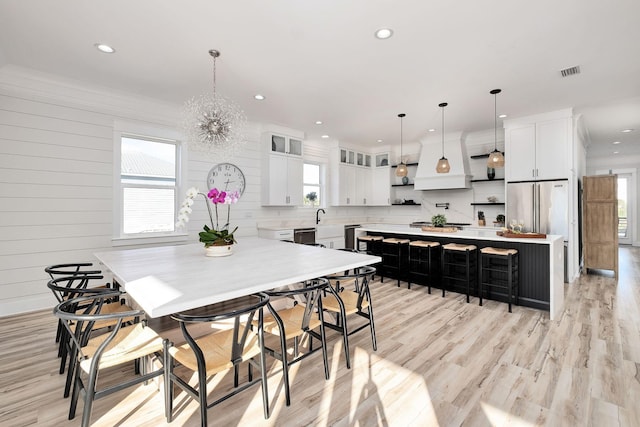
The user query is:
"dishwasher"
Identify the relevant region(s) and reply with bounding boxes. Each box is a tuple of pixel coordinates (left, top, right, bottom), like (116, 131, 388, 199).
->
(293, 227, 316, 245)
(344, 224, 361, 250)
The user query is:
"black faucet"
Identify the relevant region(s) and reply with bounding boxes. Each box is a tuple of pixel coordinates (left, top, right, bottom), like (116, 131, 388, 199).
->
(316, 208, 326, 225)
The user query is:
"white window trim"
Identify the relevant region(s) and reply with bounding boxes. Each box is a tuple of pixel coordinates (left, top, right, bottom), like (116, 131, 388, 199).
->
(113, 120, 189, 246)
(303, 161, 325, 208)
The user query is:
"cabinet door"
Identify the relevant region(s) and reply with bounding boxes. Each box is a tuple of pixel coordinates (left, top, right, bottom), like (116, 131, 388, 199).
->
(371, 167, 391, 205)
(338, 164, 356, 205)
(266, 155, 289, 205)
(355, 167, 371, 205)
(505, 125, 536, 181)
(286, 156, 303, 205)
(535, 118, 569, 180)
(288, 138, 303, 156)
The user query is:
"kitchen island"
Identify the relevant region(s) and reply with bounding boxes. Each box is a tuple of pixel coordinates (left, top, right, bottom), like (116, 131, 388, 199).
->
(356, 224, 564, 320)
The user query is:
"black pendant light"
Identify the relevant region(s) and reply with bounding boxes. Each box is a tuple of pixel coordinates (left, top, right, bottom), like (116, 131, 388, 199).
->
(395, 113, 408, 177)
(487, 89, 505, 168)
(436, 102, 450, 173)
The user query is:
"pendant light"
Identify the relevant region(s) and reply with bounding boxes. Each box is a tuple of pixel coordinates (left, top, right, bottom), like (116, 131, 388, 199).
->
(395, 113, 408, 177)
(436, 102, 450, 173)
(487, 89, 505, 168)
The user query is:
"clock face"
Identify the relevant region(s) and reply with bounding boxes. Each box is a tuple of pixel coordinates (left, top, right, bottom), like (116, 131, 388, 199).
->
(207, 163, 246, 197)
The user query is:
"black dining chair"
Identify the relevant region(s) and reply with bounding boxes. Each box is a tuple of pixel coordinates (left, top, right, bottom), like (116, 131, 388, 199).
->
(260, 278, 332, 406)
(164, 293, 271, 424)
(54, 290, 165, 427)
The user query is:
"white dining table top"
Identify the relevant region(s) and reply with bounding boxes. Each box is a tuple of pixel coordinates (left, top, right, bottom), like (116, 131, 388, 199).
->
(94, 237, 381, 318)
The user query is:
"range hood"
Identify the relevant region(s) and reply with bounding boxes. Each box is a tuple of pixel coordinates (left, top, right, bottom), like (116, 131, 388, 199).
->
(413, 131, 472, 191)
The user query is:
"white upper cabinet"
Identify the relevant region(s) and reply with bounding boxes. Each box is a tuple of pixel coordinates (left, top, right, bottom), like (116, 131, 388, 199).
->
(330, 147, 389, 206)
(504, 110, 572, 182)
(261, 132, 304, 206)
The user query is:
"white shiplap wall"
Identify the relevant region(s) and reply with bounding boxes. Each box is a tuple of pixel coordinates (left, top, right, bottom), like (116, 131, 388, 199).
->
(0, 66, 505, 316)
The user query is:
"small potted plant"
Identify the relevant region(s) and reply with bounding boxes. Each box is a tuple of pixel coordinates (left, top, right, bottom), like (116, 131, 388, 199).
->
(431, 214, 447, 227)
(494, 214, 505, 227)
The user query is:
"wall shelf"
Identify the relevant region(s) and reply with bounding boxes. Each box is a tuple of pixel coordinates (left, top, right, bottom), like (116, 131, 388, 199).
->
(391, 162, 419, 168)
(391, 203, 421, 206)
(391, 183, 414, 187)
(470, 178, 505, 183)
(470, 152, 504, 159)
(470, 202, 505, 206)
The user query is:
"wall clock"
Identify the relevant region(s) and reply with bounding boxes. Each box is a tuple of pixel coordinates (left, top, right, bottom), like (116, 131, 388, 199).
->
(206, 162, 246, 197)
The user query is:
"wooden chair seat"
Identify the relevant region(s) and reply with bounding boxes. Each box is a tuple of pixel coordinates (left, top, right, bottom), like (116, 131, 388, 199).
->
(169, 327, 261, 375)
(382, 237, 410, 244)
(358, 235, 383, 241)
(442, 243, 477, 251)
(80, 322, 164, 371)
(409, 240, 440, 248)
(480, 247, 518, 256)
(322, 291, 369, 315)
(262, 304, 322, 340)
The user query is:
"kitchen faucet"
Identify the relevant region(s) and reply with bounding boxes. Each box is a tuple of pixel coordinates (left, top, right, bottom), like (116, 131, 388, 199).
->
(316, 208, 326, 225)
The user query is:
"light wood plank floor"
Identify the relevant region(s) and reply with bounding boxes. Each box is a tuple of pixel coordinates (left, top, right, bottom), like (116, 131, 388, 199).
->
(1, 246, 639, 426)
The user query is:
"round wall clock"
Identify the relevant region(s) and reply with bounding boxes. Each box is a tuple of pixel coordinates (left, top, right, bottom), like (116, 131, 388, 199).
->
(206, 162, 246, 196)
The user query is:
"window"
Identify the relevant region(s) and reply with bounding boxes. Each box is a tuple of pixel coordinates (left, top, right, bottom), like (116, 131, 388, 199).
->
(119, 135, 179, 237)
(303, 163, 321, 206)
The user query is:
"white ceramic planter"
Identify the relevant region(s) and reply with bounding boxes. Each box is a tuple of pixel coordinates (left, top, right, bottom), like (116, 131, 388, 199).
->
(205, 244, 233, 257)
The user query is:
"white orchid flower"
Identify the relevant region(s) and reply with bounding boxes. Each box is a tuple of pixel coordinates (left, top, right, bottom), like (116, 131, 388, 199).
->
(186, 187, 199, 198)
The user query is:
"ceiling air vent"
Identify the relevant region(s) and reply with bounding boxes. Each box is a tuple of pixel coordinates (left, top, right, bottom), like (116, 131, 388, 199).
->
(560, 65, 581, 77)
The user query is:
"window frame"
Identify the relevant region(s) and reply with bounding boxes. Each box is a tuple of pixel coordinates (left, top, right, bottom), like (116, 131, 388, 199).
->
(303, 161, 325, 208)
(112, 121, 188, 247)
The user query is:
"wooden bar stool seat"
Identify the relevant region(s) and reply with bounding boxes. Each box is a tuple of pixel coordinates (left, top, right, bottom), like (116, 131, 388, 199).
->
(408, 241, 441, 293)
(441, 243, 478, 302)
(480, 247, 519, 312)
(381, 238, 410, 287)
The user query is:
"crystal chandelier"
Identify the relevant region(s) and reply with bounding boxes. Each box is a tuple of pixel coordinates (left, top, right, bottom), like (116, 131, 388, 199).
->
(182, 49, 246, 161)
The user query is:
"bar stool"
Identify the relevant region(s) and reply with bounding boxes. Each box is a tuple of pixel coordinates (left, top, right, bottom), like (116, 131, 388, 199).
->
(441, 243, 478, 302)
(407, 240, 441, 293)
(357, 235, 383, 278)
(381, 237, 410, 287)
(480, 247, 519, 312)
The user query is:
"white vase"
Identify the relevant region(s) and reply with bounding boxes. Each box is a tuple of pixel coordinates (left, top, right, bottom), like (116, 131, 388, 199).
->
(205, 244, 233, 257)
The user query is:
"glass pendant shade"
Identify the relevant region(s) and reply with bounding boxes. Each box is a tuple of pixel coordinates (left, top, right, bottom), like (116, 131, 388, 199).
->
(436, 102, 450, 174)
(395, 113, 408, 177)
(436, 157, 451, 173)
(487, 88, 504, 168)
(395, 162, 408, 177)
(488, 149, 505, 167)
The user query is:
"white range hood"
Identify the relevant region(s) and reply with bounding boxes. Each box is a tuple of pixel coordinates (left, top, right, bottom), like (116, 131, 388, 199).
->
(413, 131, 472, 191)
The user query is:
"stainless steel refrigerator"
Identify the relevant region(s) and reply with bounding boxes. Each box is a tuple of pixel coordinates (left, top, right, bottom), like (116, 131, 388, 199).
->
(507, 179, 569, 280)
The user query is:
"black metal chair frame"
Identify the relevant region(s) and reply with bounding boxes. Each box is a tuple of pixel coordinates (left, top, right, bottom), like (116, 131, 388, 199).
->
(407, 242, 441, 293)
(324, 265, 377, 369)
(263, 278, 331, 406)
(48, 275, 136, 398)
(441, 246, 478, 303)
(54, 291, 164, 427)
(164, 293, 271, 424)
(480, 250, 520, 312)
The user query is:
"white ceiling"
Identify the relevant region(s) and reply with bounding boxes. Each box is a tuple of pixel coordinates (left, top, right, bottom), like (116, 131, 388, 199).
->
(1, 0, 639, 157)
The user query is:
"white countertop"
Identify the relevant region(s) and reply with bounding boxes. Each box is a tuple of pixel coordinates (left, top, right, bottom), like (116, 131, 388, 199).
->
(95, 237, 380, 318)
(357, 223, 563, 244)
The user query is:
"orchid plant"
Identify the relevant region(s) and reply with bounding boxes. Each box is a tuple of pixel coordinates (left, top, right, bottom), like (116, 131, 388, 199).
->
(176, 187, 239, 246)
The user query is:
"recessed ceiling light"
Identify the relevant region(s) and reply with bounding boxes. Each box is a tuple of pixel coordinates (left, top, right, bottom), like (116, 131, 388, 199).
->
(498, 114, 507, 118)
(95, 43, 115, 53)
(377, 139, 383, 143)
(374, 28, 393, 39)
(254, 94, 265, 100)
(613, 141, 621, 144)
(321, 135, 330, 139)
(428, 129, 436, 132)
(613, 151, 619, 154)
(621, 129, 634, 133)
(315, 121, 323, 125)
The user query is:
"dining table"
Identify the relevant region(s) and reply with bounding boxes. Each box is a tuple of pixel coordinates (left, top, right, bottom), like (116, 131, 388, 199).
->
(94, 237, 381, 318)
